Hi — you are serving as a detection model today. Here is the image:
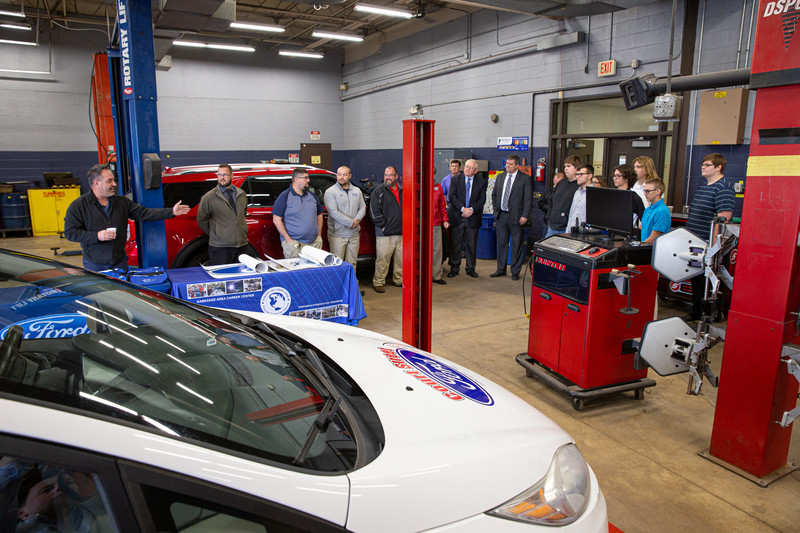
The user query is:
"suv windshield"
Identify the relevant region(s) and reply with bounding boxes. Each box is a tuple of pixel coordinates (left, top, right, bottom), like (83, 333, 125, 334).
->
(0, 251, 361, 472)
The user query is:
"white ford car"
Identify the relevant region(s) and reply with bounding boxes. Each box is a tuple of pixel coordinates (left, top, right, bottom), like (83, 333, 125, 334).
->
(0, 250, 607, 532)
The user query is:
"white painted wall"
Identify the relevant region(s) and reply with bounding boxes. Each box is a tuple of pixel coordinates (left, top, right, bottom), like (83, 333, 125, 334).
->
(0, 25, 344, 152)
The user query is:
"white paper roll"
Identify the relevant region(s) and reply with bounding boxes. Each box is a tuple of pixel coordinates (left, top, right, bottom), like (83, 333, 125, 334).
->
(299, 246, 339, 266)
(238, 254, 270, 273)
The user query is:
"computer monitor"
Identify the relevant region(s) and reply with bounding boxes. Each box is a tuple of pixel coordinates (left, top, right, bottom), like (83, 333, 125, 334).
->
(585, 186, 635, 238)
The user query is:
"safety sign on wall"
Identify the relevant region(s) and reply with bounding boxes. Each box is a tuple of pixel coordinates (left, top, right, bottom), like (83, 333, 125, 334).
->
(497, 137, 529, 151)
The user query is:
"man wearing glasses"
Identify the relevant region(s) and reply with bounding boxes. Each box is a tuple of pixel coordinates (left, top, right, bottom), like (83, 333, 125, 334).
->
(640, 178, 671, 244)
(273, 167, 325, 259)
(197, 164, 250, 266)
(684, 153, 734, 321)
(544, 155, 581, 237)
(566, 164, 594, 230)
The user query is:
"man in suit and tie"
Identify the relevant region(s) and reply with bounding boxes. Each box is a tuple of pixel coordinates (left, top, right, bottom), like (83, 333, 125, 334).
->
(490, 154, 531, 280)
(447, 159, 487, 278)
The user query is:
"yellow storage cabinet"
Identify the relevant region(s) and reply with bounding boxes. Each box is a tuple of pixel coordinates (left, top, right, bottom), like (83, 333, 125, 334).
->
(28, 187, 81, 236)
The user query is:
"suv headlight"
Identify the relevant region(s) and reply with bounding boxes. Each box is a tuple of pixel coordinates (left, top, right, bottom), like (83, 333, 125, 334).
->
(487, 443, 591, 526)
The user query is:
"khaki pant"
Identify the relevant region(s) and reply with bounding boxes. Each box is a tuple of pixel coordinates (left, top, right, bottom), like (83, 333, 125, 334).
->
(373, 235, 402, 287)
(282, 235, 322, 259)
(433, 225, 444, 281)
(328, 232, 360, 271)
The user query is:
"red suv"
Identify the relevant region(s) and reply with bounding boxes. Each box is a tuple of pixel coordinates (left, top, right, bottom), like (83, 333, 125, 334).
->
(125, 163, 376, 268)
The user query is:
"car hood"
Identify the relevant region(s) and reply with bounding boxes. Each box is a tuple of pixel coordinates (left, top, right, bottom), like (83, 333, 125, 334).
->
(251, 313, 575, 532)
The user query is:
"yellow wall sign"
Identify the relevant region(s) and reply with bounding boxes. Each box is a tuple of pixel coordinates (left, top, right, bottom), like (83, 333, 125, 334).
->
(311, 155, 321, 165)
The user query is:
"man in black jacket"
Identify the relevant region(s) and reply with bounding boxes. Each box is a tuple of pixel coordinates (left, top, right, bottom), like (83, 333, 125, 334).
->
(538, 172, 564, 227)
(64, 164, 190, 271)
(448, 159, 487, 278)
(545, 156, 582, 237)
(369, 166, 403, 293)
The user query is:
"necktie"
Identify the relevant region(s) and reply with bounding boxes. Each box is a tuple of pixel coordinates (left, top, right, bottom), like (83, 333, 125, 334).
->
(502, 173, 513, 211)
(465, 177, 472, 208)
(225, 188, 235, 210)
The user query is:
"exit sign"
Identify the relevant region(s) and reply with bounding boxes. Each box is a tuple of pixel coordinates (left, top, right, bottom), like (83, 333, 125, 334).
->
(598, 59, 617, 77)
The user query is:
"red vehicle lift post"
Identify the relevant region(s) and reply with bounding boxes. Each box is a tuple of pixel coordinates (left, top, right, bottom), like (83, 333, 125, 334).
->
(401, 119, 435, 351)
(706, 0, 800, 483)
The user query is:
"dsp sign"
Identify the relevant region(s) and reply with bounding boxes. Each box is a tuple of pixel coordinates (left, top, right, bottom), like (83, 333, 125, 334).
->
(751, 0, 800, 88)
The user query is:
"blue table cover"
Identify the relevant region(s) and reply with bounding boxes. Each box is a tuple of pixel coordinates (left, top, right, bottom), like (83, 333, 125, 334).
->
(168, 264, 366, 326)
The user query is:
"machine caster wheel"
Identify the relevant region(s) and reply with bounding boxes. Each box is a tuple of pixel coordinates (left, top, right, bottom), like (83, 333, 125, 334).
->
(526, 369, 533, 378)
(572, 398, 584, 411)
(635, 388, 645, 400)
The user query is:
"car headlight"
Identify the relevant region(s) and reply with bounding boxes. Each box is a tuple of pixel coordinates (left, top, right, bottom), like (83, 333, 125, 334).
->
(487, 443, 591, 526)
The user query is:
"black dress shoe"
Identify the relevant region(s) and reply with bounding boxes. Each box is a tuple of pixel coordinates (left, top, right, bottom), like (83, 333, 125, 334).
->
(447, 271, 458, 278)
(433, 279, 447, 285)
(466, 271, 478, 278)
(360, 290, 365, 296)
(489, 271, 506, 278)
(511, 274, 520, 281)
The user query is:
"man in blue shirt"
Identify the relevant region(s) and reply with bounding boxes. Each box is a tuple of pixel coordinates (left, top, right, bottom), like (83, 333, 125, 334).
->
(640, 178, 671, 244)
(440, 159, 461, 200)
(684, 153, 735, 321)
(273, 168, 324, 259)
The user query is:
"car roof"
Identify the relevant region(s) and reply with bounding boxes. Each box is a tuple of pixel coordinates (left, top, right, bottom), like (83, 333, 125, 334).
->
(163, 163, 333, 176)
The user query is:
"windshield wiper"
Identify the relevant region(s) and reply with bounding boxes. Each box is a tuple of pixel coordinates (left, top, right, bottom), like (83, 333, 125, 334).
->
(291, 342, 342, 466)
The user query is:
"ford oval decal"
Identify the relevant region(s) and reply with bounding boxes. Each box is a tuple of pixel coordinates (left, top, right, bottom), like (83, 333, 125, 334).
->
(379, 344, 494, 406)
(0, 314, 89, 340)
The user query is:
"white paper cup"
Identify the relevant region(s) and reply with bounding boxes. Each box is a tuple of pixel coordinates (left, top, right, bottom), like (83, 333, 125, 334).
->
(107, 227, 117, 238)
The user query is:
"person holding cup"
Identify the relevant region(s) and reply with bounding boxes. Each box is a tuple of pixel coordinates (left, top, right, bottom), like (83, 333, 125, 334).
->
(65, 163, 190, 271)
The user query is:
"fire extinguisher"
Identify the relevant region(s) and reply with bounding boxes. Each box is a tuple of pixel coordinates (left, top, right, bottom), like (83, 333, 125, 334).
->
(535, 158, 546, 182)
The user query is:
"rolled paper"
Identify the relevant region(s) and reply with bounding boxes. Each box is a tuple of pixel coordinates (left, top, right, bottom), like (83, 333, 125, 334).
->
(238, 254, 270, 273)
(299, 245, 338, 266)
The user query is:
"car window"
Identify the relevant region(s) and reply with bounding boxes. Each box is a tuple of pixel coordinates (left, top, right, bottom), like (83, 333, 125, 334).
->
(123, 465, 345, 533)
(164, 180, 216, 209)
(0, 252, 363, 473)
(246, 176, 292, 207)
(0, 454, 116, 532)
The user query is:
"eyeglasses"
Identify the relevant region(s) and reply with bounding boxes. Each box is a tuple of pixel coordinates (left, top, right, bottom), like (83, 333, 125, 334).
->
(216, 173, 231, 177)
(643, 188, 659, 193)
(576, 172, 590, 176)
(701, 163, 715, 167)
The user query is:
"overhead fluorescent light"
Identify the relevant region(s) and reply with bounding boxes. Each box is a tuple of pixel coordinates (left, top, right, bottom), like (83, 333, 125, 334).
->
(354, 3, 414, 18)
(207, 43, 256, 52)
(0, 23, 31, 30)
(279, 50, 324, 59)
(0, 68, 50, 74)
(173, 40, 255, 52)
(172, 40, 206, 48)
(0, 10, 25, 18)
(312, 31, 364, 42)
(230, 22, 285, 33)
(0, 38, 37, 46)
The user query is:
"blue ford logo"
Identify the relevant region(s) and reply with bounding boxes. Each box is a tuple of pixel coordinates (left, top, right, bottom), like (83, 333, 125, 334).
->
(396, 349, 494, 406)
(1, 313, 90, 340)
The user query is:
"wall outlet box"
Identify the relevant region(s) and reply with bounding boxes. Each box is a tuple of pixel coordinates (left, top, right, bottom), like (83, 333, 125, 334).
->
(653, 94, 682, 121)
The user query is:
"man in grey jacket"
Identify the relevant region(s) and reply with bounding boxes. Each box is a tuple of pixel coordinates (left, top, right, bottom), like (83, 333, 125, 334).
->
(196, 164, 249, 265)
(324, 166, 366, 272)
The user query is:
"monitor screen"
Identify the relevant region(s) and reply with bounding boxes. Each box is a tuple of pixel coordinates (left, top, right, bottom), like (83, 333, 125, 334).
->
(585, 186, 635, 237)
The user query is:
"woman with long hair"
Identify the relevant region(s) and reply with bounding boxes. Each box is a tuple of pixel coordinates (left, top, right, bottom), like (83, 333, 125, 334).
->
(632, 156, 659, 207)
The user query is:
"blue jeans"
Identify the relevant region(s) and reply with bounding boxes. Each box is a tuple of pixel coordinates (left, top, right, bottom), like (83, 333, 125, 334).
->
(83, 258, 129, 273)
(544, 226, 561, 238)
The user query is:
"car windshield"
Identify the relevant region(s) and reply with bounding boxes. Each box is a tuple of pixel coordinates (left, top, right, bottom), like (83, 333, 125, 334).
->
(0, 251, 358, 472)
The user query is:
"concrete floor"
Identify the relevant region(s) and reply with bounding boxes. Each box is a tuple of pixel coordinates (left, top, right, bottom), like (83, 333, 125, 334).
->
(3, 234, 800, 532)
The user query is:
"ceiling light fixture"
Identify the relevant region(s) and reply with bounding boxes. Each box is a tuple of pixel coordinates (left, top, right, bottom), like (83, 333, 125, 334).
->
(230, 22, 285, 33)
(0, 10, 25, 18)
(0, 38, 37, 46)
(354, 3, 414, 18)
(173, 40, 255, 52)
(279, 50, 324, 59)
(312, 30, 364, 42)
(0, 22, 31, 30)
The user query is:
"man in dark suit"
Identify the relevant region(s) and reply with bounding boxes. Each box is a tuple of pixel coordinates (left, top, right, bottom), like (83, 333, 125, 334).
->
(447, 159, 487, 278)
(490, 154, 531, 280)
